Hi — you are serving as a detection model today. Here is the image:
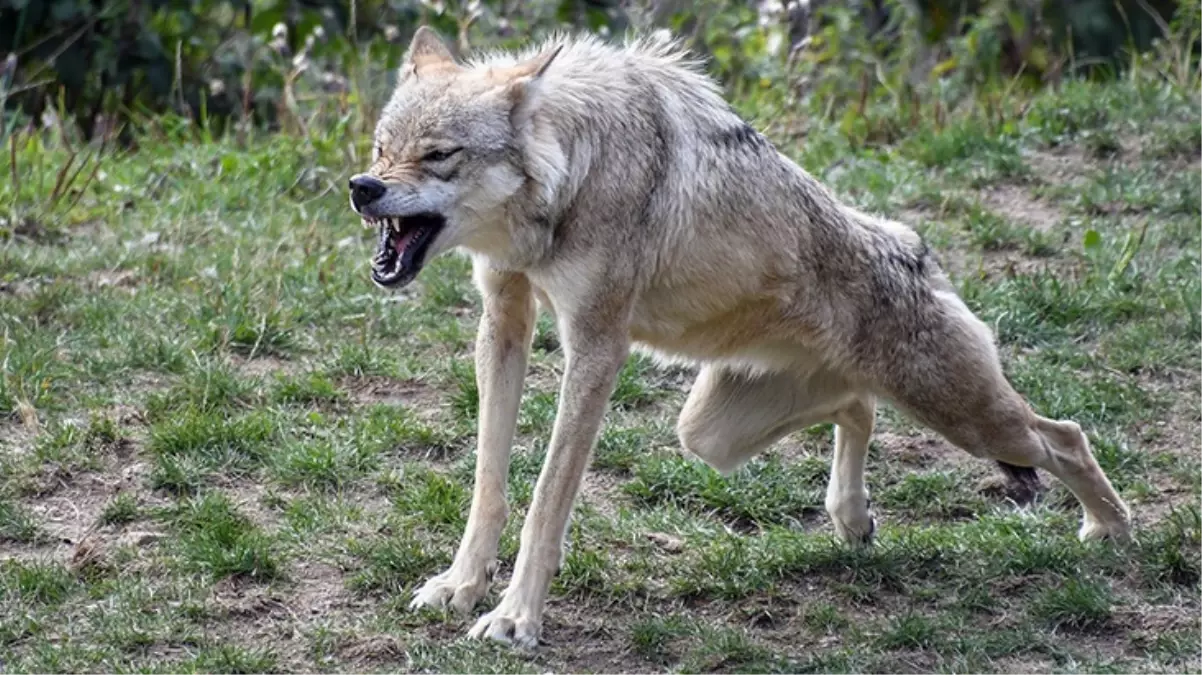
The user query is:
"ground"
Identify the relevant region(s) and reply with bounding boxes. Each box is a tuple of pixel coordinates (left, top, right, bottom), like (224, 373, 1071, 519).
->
(0, 73, 1199, 673)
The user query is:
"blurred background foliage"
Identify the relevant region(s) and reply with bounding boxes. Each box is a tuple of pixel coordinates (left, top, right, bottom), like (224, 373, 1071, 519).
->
(0, 0, 1195, 146)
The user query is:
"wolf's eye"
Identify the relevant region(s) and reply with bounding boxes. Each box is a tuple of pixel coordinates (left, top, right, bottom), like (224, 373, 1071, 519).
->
(422, 147, 462, 163)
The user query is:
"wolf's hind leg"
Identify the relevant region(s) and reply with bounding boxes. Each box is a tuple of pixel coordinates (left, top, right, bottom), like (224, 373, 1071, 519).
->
(932, 400, 1131, 541)
(881, 302, 1132, 542)
(1030, 415, 1132, 540)
(677, 365, 878, 544)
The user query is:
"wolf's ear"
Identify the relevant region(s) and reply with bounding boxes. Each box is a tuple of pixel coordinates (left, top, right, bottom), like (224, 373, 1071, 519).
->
(501, 44, 563, 102)
(402, 26, 458, 78)
(511, 44, 563, 81)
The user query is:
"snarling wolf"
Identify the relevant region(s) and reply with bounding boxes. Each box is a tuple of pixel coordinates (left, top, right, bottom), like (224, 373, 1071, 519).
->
(347, 26, 1132, 648)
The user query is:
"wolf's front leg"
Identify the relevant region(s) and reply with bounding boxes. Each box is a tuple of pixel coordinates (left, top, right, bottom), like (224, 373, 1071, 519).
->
(469, 319, 629, 648)
(410, 270, 535, 614)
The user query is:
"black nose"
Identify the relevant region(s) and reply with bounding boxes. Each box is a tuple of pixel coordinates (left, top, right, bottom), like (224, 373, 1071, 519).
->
(349, 174, 387, 210)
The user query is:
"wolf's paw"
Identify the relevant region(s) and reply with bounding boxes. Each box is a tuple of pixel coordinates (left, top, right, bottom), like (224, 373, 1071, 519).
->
(1078, 510, 1132, 544)
(409, 562, 496, 615)
(467, 600, 541, 650)
(827, 495, 876, 546)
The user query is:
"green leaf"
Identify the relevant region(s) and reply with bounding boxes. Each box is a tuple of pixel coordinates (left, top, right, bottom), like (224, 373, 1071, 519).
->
(711, 44, 732, 68)
(1082, 229, 1102, 250)
(250, 7, 286, 35)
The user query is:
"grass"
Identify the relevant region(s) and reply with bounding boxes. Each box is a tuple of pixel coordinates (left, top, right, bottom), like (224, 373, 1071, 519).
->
(1030, 578, 1115, 631)
(0, 32, 1198, 675)
(625, 453, 827, 528)
(0, 497, 42, 543)
(172, 492, 284, 581)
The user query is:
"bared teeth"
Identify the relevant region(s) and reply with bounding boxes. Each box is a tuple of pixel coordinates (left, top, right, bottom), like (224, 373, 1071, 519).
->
(362, 216, 406, 233)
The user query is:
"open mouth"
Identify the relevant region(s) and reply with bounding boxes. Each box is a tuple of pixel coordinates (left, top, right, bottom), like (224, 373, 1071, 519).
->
(365, 213, 445, 288)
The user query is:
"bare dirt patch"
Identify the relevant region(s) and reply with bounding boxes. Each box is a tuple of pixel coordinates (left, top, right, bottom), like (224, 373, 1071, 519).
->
(217, 480, 287, 532)
(234, 354, 300, 379)
(5, 475, 117, 563)
(290, 559, 360, 620)
(875, 430, 963, 468)
(579, 470, 626, 522)
(336, 633, 406, 668)
(206, 577, 311, 670)
(947, 246, 1081, 288)
(339, 374, 445, 420)
(1128, 371, 1202, 525)
(539, 613, 657, 673)
(1121, 132, 1202, 165)
(1135, 370, 1201, 454)
(1026, 146, 1096, 186)
(0, 417, 36, 452)
(208, 557, 378, 668)
(861, 423, 976, 474)
(902, 200, 1076, 284)
(983, 184, 1065, 231)
(86, 269, 141, 291)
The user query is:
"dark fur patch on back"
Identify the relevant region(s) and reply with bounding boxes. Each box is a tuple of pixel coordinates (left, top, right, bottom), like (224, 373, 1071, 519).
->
(636, 78, 671, 232)
(712, 123, 769, 151)
(917, 240, 952, 286)
(849, 234, 939, 352)
(867, 240, 932, 311)
(885, 247, 927, 277)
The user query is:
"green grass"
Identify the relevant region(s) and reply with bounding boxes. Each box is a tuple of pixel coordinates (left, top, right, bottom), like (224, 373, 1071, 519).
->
(625, 453, 827, 528)
(1030, 578, 1115, 631)
(346, 531, 450, 597)
(0, 496, 42, 543)
(0, 39, 1197, 674)
(99, 492, 142, 526)
(0, 560, 79, 606)
(171, 492, 285, 581)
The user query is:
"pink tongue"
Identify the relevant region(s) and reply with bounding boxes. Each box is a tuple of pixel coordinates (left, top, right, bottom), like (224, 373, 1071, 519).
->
(394, 228, 420, 254)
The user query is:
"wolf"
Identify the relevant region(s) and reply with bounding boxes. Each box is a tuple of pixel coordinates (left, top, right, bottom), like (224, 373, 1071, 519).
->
(347, 26, 1132, 648)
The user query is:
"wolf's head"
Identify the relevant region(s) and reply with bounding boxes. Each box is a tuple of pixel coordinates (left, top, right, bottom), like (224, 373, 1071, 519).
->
(349, 27, 561, 289)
